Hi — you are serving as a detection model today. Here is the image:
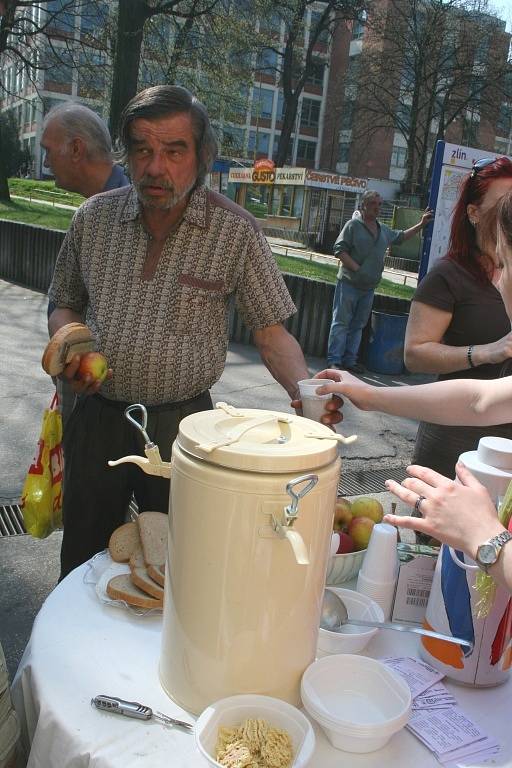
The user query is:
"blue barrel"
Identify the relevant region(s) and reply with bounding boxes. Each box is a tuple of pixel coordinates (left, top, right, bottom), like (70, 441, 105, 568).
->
(366, 311, 408, 375)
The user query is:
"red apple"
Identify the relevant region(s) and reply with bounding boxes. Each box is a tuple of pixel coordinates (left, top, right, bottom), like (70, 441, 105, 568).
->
(336, 531, 355, 554)
(77, 352, 108, 384)
(351, 496, 384, 524)
(333, 497, 352, 530)
(348, 516, 375, 551)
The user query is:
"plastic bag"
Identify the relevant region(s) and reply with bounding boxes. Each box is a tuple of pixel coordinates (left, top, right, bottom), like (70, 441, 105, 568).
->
(21, 393, 63, 538)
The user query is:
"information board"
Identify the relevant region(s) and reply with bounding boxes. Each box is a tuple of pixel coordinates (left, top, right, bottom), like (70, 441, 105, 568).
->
(419, 141, 509, 280)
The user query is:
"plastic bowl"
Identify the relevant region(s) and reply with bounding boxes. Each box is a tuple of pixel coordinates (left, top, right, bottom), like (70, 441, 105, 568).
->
(195, 694, 315, 768)
(326, 548, 366, 584)
(317, 588, 384, 654)
(301, 655, 411, 753)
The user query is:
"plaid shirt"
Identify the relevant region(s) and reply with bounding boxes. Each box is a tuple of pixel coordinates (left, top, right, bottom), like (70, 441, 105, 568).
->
(48, 185, 296, 405)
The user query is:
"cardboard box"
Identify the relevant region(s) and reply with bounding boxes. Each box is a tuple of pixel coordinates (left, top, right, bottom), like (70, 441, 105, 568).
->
(391, 543, 440, 625)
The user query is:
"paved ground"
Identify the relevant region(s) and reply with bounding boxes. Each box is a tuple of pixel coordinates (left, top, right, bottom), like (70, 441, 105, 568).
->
(0, 278, 426, 681)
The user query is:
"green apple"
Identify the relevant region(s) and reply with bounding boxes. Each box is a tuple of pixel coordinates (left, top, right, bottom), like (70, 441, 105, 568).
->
(333, 497, 352, 531)
(348, 516, 375, 551)
(351, 496, 384, 524)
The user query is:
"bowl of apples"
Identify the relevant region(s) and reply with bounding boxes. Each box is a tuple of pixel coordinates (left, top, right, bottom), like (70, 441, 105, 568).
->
(326, 496, 384, 585)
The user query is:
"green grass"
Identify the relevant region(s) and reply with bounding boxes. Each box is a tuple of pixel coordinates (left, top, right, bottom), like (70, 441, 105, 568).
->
(0, 195, 414, 300)
(275, 253, 415, 300)
(8, 178, 84, 208)
(0, 198, 74, 230)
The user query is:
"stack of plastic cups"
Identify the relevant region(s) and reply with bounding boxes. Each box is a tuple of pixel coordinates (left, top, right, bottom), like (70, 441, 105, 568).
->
(356, 523, 399, 620)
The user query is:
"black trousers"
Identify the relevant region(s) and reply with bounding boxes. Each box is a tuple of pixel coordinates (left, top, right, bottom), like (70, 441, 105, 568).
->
(60, 390, 212, 579)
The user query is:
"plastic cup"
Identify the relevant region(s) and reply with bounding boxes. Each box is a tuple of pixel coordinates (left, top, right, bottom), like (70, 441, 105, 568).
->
(360, 523, 399, 583)
(298, 379, 334, 422)
(356, 571, 397, 620)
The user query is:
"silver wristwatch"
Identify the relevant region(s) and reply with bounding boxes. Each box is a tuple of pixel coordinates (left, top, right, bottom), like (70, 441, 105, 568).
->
(476, 531, 512, 573)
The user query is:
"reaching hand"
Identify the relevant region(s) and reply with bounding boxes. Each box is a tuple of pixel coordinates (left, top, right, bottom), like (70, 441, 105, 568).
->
(383, 462, 505, 558)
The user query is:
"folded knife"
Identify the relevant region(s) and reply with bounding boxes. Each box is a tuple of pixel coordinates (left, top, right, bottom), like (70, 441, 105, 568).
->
(91, 694, 194, 731)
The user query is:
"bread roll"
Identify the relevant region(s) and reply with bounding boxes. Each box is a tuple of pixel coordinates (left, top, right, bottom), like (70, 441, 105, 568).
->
(42, 322, 94, 376)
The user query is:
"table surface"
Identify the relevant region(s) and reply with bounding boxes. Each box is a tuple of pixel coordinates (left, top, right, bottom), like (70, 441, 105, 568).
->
(11, 559, 512, 768)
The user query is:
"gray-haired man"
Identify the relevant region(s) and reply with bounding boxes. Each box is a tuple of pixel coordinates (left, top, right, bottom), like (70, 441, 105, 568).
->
(41, 102, 129, 197)
(327, 190, 432, 374)
(46, 85, 339, 578)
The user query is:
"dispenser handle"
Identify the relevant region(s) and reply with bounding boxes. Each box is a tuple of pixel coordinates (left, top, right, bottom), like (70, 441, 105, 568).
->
(284, 474, 318, 522)
(124, 404, 153, 445)
(195, 414, 293, 453)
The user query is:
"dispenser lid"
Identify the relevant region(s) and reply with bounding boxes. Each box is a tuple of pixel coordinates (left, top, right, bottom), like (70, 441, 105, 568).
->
(176, 403, 345, 472)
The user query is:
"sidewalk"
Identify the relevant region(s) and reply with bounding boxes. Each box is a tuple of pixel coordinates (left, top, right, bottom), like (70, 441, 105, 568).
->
(0, 278, 422, 680)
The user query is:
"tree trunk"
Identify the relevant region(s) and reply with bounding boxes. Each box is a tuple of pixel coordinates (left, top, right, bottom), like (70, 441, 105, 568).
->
(166, 12, 196, 84)
(0, 120, 11, 203)
(109, 0, 150, 141)
(275, 95, 300, 167)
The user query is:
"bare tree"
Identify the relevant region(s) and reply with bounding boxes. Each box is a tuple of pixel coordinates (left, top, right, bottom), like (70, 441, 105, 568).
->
(352, 0, 510, 200)
(255, 0, 367, 167)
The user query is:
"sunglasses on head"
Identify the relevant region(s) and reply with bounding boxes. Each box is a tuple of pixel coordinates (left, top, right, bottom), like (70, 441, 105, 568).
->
(470, 157, 496, 179)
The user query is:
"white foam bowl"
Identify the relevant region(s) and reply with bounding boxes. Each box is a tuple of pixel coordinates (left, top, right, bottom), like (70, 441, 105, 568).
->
(326, 548, 366, 584)
(318, 588, 384, 654)
(195, 694, 315, 768)
(301, 655, 411, 753)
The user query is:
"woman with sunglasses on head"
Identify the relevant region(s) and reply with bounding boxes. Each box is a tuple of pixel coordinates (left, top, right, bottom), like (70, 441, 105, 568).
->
(403, 157, 512, 485)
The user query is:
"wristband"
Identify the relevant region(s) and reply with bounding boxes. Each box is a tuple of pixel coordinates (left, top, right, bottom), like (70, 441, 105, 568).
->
(467, 345, 475, 369)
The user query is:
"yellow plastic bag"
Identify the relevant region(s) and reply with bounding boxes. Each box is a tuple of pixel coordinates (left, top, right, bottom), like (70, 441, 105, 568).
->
(21, 393, 63, 538)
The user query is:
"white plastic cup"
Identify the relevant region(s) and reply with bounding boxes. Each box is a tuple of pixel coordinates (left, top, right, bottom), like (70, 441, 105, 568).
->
(298, 378, 334, 422)
(360, 523, 399, 583)
(356, 571, 396, 620)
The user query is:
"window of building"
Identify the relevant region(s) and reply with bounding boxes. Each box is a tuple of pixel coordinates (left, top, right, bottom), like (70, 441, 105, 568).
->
(46, 0, 75, 33)
(394, 103, 411, 132)
(276, 92, 285, 121)
(496, 102, 512, 138)
(259, 11, 282, 34)
(222, 126, 245, 156)
(306, 58, 325, 87)
(80, 1, 108, 36)
(345, 56, 360, 86)
(310, 10, 330, 45)
(351, 12, 366, 40)
(44, 48, 73, 88)
(390, 145, 407, 168)
(252, 87, 274, 119)
(297, 139, 316, 163)
(300, 97, 320, 129)
(248, 130, 270, 156)
(256, 48, 278, 75)
(78, 52, 106, 98)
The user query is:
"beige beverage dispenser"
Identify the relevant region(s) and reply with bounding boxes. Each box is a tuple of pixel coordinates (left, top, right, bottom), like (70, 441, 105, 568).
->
(109, 402, 349, 714)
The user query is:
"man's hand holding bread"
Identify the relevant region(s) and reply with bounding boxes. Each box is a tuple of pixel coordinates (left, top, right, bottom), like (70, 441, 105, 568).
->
(42, 321, 112, 395)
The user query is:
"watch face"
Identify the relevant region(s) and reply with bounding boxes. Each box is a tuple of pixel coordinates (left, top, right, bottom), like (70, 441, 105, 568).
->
(478, 543, 497, 566)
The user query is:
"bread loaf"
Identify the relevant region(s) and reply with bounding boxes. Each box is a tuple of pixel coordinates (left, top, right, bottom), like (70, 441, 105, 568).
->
(106, 574, 163, 610)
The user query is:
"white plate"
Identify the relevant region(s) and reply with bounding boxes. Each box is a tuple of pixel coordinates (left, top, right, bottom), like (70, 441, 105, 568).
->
(84, 550, 163, 617)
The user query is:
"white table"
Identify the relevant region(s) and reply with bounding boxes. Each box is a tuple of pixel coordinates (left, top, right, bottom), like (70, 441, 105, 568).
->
(11, 560, 512, 768)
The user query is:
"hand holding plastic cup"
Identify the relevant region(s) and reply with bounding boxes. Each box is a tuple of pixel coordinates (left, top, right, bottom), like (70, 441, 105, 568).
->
(298, 378, 336, 422)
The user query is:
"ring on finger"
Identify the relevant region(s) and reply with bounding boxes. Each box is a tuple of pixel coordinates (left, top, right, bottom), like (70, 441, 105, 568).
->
(414, 495, 426, 515)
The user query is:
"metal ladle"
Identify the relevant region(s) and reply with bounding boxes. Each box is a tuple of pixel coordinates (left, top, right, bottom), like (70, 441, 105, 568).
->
(321, 589, 473, 649)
